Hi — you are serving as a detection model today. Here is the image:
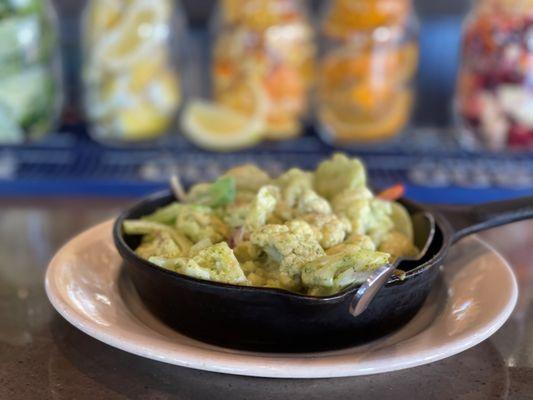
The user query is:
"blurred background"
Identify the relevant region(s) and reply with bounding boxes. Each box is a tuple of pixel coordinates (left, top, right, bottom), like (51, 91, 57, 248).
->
(0, 0, 531, 202)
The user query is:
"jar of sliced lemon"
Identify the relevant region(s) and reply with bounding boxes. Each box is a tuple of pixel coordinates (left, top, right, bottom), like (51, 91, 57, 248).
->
(181, 0, 316, 151)
(82, 0, 185, 144)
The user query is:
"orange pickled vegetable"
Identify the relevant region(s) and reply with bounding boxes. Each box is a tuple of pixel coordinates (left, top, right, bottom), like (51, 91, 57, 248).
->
(320, 90, 412, 141)
(318, 0, 417, 142)
(264, 65, 304, 101)
(324, 0, 411, 38)
(377, 184, 405, 201)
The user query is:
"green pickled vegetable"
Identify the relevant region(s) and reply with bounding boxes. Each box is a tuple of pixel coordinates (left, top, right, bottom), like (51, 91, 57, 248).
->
(0, 0, 60, 143)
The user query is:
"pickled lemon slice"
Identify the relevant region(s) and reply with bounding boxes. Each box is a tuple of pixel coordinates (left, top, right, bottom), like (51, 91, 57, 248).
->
(116, 103, 172, 140)
(129, 50, 167, 91)
(95, 0, 170, 70)
(84, 0, 122, 44)
(181, 101, 264, 151)
(321, 90, 412, 141)
(144, 70, 182, 113)
(85, 75, 130, 120)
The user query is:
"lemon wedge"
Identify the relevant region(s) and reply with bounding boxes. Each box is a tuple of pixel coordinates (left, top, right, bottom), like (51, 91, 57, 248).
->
(183, 79, 268, 151)
(181, 101, 264, 151)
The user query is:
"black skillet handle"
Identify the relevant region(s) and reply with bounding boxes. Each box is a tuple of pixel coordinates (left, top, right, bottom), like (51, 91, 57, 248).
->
(430, 196, 533, 244)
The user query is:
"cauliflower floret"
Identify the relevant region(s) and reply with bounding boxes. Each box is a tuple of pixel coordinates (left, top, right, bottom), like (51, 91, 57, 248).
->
(285, 219, 318, 240)
(274, 171, 331, 219)
(191, 242, 247, 284)
(251, 221, 325, 290)
(332, 190, 394, 244)
(219, 185, 279, 233)
(275, 168, 314, 193)
(244, 185, 280, 232)
(278, 188, 331, 220)
(302, 247, 390, 293)
(302, 213, 351, 249)
(378, 231, 419, 258)
(295, 189, 331, 216)
(314, 154, 367, 199)
(332, 196, 372, 235)
(223, 164, 271, 192)
(274, 168, 315, 220)
(331, 187, 373, 214)
(175, 204, 230, 243)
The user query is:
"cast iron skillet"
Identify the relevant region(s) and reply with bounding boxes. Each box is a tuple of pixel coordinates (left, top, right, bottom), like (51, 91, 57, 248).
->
(114, 191, 532, 352)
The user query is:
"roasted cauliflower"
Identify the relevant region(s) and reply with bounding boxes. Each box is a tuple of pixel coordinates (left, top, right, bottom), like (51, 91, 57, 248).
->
(123, 154, 417, 296)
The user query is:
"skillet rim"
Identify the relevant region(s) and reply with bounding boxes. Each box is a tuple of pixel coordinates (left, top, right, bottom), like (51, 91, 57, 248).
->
(113, 190, 449, 304)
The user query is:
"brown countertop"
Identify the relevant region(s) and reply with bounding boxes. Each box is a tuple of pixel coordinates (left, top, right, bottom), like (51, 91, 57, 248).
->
(0, 199, 532, 399)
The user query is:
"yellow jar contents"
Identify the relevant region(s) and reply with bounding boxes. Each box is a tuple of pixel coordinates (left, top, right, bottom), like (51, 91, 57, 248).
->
(83, 0, 182, 142)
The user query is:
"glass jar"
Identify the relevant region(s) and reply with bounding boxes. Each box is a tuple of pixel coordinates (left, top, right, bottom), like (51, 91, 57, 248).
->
(317, 0, 419, 145)
(0, 0, 63, 144)
(211, 0, 316, 140)
(82, 0, 185, 144)
(455, 0, 533, 151)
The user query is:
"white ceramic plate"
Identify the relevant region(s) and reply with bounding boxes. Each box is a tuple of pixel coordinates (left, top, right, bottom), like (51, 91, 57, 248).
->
(45, 220, 518, 379)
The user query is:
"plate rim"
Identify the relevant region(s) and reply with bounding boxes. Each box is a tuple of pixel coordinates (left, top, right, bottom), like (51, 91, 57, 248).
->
(45, 220, 518, 379)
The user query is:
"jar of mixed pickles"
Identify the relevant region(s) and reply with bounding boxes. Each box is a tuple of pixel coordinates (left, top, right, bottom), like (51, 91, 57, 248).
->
(82, 0, 185, 144)
(317, 0, 419, 145)
(455, 0, 533, 150)
(211, 0, 316, 140)
(0, 0, 63, 144)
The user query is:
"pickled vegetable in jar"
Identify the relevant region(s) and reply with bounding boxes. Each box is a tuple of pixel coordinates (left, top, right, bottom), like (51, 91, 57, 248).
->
(0, 0, 62, 143)
(317, 0, 418, 144)
(455, 0, 533, 150)
(212, 0, 316, 139)
(82, 0, 184, 143)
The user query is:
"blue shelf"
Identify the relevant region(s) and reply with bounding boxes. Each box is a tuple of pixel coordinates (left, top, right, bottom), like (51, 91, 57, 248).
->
(0, 127, 531, 204)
